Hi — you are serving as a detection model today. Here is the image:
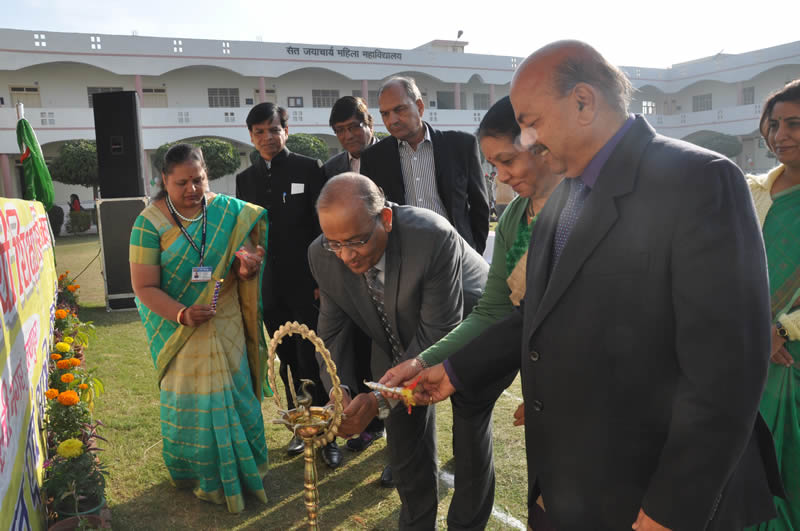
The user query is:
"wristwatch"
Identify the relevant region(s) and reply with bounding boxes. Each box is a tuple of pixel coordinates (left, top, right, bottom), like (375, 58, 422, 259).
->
(776, 321, 789, 339)
(373, 391, 391, 420)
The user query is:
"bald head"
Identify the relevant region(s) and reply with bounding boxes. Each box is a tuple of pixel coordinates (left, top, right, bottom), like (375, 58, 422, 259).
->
(514, 40, 632, 116)
(316, 172, 386, 218)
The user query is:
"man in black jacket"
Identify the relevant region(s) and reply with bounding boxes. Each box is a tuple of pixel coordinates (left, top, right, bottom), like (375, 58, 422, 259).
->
(360, 76, 490, 254)
(412, 41, 784, 530)
(235, 102, 341, 468)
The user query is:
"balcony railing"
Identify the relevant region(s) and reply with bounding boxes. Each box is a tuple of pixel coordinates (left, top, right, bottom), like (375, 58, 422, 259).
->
(1, 103, 763, 154)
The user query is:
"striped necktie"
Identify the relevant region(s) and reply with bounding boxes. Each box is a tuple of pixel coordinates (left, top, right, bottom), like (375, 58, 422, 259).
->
(365, 267, 403, 365)
(551, 178, 589, 271)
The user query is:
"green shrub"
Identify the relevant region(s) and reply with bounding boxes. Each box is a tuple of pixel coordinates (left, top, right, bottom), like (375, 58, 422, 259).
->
(66, 211, 92, 233)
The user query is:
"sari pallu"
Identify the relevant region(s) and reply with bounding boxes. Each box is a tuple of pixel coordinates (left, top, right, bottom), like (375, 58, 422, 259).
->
(753, 184, 800, 530)
(130, 194, 271, 513)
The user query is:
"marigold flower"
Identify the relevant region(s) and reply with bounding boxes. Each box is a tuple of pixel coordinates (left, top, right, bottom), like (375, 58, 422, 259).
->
(55, 342, 71, 353)
(55, 309, 68, 320)
(60, 373, 75, 384)
(78, 383, 88, 390)
(69, 358, 81, 367)
(50, 353, 62, 361)
(57, 438, 84, 459)
(56, 360, 71, 370)
(63, 336, 74, 344)
(66, 285, 77, 292)
(75, 284, 80, 289)
(57, 390, 80, 406)
(45, 388, 59, 399)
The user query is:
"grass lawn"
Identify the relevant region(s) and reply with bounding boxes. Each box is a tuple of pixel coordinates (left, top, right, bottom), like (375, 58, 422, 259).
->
(54, 234, 529, 530)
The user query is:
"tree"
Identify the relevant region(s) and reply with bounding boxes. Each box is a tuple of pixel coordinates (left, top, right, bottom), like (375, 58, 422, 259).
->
(683, 130, 743, 158)
(154, 138, 241, 180)
(285, 133, 329, 161)
(49, 140, 99, 197)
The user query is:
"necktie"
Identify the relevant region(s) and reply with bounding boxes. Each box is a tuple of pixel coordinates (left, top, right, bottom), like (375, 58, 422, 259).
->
(365, 267, 403, 365)
(551, 179, 589, 270)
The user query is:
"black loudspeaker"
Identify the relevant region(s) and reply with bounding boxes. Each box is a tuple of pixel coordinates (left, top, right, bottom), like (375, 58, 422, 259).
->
(97, 197, 148, 310)
(93, 91, 145, 198)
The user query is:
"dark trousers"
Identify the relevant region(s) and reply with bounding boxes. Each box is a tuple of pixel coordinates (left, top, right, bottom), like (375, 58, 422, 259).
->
(264, 290, 327, 409)
(353, 326, 384, 434)
(385, 403, 438, 530)
(448, 368, 518, 530)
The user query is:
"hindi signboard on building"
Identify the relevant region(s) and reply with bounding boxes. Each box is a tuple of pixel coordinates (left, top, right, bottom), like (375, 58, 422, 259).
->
(0, 198, 56, 531)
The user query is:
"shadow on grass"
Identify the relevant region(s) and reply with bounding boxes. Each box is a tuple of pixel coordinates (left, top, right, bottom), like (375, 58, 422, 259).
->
(109, 445, 401, 530)
(79, 306, 142, 326)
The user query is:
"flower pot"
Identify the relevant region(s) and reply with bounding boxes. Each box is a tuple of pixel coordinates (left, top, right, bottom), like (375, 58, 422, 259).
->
(56, 494, 106, 519)
(48, 514, 103, 530)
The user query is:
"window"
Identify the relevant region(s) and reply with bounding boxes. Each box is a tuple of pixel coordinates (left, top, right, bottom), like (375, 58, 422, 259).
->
(287, 96, 303, 108)
(33, 33, 46, 47)
(142, 87, 167, 108)
(742, 86, 755, 105)
(173, 39, 183, 53)
(89, 35, 102, 50)
(254, 89, 277, 104)
(87, 87, 123, 107)
(207, 88, 240, 107)
(352, 89, 378, 107)
(473, 93, 490, 110)
(40, 111, 55, 126)
(10, 86, 42, 108)
(312, 89, 340, 108)
(436, 91, 466, 110)
(692, 93, 712, 112)
(641, 100, 656, 114)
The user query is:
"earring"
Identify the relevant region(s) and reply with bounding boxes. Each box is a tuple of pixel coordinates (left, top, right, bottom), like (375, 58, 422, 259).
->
(578, 102, 585, 111)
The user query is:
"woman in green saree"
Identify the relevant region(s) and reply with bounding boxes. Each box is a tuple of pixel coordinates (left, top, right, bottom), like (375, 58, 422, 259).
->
(379, 96, 562, 530)
(747, 79, 800, 530)
(129, 144, 270, 513)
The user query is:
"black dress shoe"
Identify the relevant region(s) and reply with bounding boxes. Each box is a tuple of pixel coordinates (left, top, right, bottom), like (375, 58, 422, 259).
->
(380, 464, 395, 488)
(321, 441, 342, 469)
(287, 434, 304, 456)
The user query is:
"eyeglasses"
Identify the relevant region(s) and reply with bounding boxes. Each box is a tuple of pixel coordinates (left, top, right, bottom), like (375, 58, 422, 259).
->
(321, 216, 379, 252)
(333, 122, 365, 136)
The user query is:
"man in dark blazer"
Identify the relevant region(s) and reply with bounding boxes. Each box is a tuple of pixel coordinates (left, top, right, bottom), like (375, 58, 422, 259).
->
(323, 96, 377, 178)
(412, 41, 784, 530)
(359, 76, 490, 254)
(308, 173, 489, 530)
(235, 102, 341, 468)
(323, 96, 388, 462)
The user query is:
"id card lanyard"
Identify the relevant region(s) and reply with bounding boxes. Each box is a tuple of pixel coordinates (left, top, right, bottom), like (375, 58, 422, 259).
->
(167, 196, 207, 266)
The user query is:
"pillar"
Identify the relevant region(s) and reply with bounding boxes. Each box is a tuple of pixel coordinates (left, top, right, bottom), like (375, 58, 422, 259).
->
(1, 154, 14, 198)
(259, 77, 267, 103)
(134, 74, 143, 101)
(361, 80, 369, 105)
(454, 83, 461, 110)
(736, 81, 743, 105)
(489, 84, 496, 106)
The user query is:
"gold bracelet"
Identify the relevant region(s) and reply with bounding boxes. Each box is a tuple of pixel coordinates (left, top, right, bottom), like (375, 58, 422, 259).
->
(177, 306, 187, 325)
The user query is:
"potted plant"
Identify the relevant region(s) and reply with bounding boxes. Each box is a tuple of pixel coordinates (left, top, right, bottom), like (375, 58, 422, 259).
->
(44, 438, 107, 522)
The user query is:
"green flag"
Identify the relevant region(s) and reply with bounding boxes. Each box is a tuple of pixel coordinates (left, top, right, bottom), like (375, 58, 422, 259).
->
(16, 118, 54, 210)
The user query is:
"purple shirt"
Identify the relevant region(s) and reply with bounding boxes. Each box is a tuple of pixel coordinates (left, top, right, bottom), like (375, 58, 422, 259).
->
(578, 114, 635, 189)
(443, 115, 636, 391)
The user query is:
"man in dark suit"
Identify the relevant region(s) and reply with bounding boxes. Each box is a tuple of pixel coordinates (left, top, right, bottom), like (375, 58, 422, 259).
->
(308, 173, 489, 529)
(235, 102, 341, 468)
(412, 41, 784, 530)
(323, 96, 377, 178)
(323, 96, 387, 461)
(359, 76, 490, 254)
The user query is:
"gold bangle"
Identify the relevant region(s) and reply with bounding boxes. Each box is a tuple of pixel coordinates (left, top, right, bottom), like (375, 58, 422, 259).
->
(177, 306, 187, 325)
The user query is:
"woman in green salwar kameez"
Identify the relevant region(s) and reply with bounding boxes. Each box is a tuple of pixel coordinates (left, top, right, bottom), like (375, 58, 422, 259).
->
(129, 144, 271, 513)
(747, 80, 800, 530)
